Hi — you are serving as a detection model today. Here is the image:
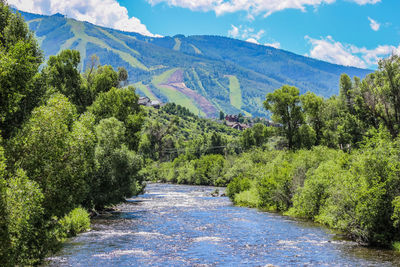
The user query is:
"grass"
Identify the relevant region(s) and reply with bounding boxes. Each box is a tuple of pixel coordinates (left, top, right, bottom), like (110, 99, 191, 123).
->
(393, 242, 400, 252)
(152, 69, 205, 116)
(152, 68, 178, 85)
(190, 44, 202, 54)
(227, 75, 242, 110)
(173, 38, 181, 51)
(192, 69, 208, 96)
(134, 82, 158, 100)
(63, 20, 148, 71)
(97, 28, 140, 56)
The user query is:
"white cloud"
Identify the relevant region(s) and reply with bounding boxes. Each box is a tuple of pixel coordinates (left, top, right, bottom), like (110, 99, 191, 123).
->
(306, 35, 400, 68)
(9, 0, 160, 37)
(228, 24, 240, 38)
(228, 24, 264, 41)
(368, 17, 380, 31)
(229, 25, 281, 48)
(253, 29, 265, 40)
(351, 0, 381, 4)
(246, 38, 259, 44)
(147, 0, 379, 17)
(265, 42, 280, 48)
(350, 44, 400, 66)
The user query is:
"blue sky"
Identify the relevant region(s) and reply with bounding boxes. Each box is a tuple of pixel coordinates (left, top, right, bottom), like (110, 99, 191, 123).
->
(10, 0, 400, 69)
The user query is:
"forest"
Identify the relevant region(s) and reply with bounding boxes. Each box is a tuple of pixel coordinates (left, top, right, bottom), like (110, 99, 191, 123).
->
(1, 1, 400, 265)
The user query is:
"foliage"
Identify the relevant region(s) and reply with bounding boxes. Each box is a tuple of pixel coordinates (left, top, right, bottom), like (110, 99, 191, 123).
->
(226, 176, 251, 199)
(4, 169, 46, 266)
(227, 131, 400, 247)
(233, 181, 259, 207)
(59, 207, 90, 238)
(4, 2, 400, 262)
(93, 118, 143, 208)
(0, 3, 43, 138)
(89, 86, 144, 150)
(0, 4, 147, 264)
(44, 50, 90, 111)
(358, 55, 400, 138)
(264, 85, 303, 149)
(11, 94, 87, 217)
(162, 102, 196, 118)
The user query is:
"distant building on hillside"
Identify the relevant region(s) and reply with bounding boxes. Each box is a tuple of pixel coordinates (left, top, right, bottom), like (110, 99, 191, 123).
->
(150, 100, 161, 109)
(138, 97, 161, 109)
(138, 97, 151, 106)
(225, 114, 238, 122)
(231, 123, 250, 131)
(225, 120, 250, 131)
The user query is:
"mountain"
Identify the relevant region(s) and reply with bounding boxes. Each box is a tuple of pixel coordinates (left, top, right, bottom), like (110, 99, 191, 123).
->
(19, 9, 372, 118)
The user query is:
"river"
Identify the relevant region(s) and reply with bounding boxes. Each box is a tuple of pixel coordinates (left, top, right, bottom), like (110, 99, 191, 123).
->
(45, 183, 400, 266)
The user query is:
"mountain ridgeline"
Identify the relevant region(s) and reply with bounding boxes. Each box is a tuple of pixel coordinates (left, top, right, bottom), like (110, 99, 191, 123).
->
(20, 10, 371, 117)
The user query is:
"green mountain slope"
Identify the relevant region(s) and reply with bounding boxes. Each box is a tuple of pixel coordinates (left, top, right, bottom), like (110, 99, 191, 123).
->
(19, 10, 372, 118)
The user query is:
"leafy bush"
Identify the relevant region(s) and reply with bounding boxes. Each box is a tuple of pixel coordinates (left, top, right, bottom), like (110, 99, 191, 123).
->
(226, 176, 251, 199)
(4, 170, 46, 266)
(60, 207, 90, 238)
(93, 117, 144, 208)
(233, 181, 259, 207)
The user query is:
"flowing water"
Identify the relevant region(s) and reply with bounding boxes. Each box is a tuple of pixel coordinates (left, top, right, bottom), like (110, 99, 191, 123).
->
(46, 183, 400, 266)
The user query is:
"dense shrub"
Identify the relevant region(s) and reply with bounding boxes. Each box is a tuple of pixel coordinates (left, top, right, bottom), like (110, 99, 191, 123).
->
(60, 207, 90, 238)
(4, 170, 46, 266)
(226, 130, 400, 247)
(93, 117, 144, 208)
(226, 176, 251, 199)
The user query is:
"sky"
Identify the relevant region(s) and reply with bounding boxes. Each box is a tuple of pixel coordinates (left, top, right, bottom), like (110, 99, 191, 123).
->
(9, 0, 400, 69)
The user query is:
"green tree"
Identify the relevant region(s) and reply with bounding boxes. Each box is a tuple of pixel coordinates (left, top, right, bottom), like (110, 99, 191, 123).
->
(241, 128, 255, 150)
(11, 94, 87, 218)
(5, 170, 46, 266)
(359, 55, 400, 137)
(0, 3, 43, 137)
(252, 123, 268, 147)
(219, 110, 225, 120)
(91, 65, 119, 95)
(69, 112, 97, 208)
(301, 92, 324, 145)
(264, 85, 304, 149)
(238, 113, 244, 123)
(0, 142, 9, 263)
(89, 86, 144, 150)
(139, 115, 179, 161)
(209, 132, 225, 155)
(93, 118, 143, 208)
(339, 73, 353, 111)
(117, 67, 128, 87)
(44, 50, 91, 111)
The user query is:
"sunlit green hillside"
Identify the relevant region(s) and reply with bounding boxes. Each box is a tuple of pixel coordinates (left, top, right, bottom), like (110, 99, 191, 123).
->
(20, 10, 372, 118)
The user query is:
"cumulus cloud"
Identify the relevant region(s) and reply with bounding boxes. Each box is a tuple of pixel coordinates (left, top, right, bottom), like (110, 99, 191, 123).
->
(350, 44, 400, 66)
(368, 17, 380, 31)
(228, 24, 264, 41)
(9, 0, 160, 37)
(246, 38, 259, 44)
(228, 25, 280, 48)
(147, 0, 379, 17)
(265, 42, 280, 48)
(228, 24, 240, 38)
(306, 35, 400, 68)
(351, 0, 381, 4)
